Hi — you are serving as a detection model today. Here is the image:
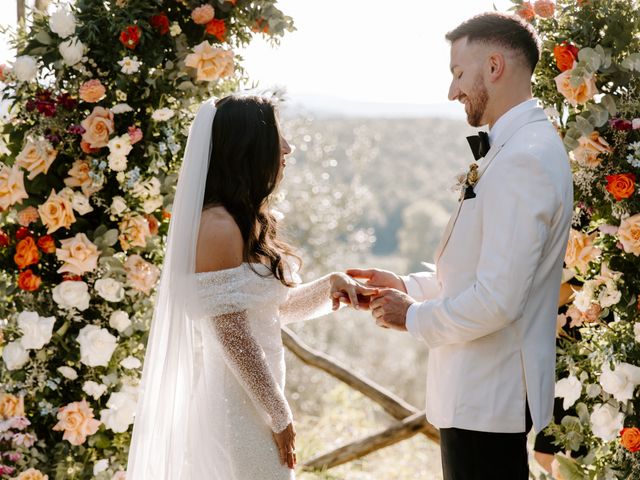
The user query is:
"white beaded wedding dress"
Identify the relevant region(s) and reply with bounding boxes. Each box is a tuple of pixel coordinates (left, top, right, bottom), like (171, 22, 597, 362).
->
(126, 99, 334, 479)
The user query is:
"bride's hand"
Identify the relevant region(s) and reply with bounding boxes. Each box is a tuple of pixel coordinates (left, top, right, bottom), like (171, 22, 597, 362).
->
(272, 423, 297, 469)
(330, 272, 379, 310)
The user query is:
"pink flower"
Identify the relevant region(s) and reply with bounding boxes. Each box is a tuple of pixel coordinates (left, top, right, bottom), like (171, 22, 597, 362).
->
(12, 432, 36, 447)
(192, 4, 215, 24)
(8, 416, 30, 431)
(128, 126, 143, 144)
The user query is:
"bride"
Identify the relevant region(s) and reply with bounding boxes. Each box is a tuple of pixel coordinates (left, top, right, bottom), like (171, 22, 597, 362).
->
(126, 95, 375, 479)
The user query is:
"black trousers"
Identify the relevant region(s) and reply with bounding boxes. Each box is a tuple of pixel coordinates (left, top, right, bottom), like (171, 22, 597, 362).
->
(439, 404, 533, 480)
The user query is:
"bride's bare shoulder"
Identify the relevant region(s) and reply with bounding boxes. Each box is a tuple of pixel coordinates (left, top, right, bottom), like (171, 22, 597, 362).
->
(196, 206, 243, 273)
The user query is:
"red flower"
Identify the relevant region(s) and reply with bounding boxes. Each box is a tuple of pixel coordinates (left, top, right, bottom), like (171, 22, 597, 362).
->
(150, 13, 170, 35)
(0, 230, 9, 247)
(252, 18, 269, 34)
(610, 118, 633, 131)
(62, 273, 82, 282)
(37, 235, 56, 254)
(15, 227, 30, 240)
(606, 173, 636, 201)
(18, 269, 41, 292)
(205, 19, 227, 41)
(516, 2, 535, 21)
(14, 237, 40, 270)
(120, 25, 142, 50)
(553, 42, 579, 72)
(57, 93, 78, 111)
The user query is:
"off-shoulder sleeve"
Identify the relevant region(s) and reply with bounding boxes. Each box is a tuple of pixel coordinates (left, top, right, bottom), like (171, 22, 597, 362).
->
(196, 268, 292, 433)
(279, 274, 334, 324)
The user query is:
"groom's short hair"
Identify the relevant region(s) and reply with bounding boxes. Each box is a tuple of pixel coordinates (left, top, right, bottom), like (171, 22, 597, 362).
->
(445, 13, 541, 74)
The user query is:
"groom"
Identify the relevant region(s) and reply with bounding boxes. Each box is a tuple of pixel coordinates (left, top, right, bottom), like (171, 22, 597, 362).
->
(348, 13, 573, 479)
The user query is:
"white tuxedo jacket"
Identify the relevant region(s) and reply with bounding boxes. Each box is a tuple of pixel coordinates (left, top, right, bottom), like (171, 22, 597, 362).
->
(403, 104, 573, 433)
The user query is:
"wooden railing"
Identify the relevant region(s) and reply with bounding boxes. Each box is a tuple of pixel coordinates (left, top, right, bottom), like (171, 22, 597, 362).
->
(282, 327, 440, 471)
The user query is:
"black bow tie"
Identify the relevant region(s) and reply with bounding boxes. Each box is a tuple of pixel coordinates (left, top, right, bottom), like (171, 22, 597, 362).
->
(467, 131, 490, 160)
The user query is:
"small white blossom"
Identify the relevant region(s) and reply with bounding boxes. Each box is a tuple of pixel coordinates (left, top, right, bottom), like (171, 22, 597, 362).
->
(555, 375, 582, 410)
(112, 103, 133, 114)
(57, 366, 78, 380)
(152, 108, 175, 122)
(118, 56, 141, 74)
(120, 356, 141, 370)
(169, 23, 182, 37)
(93, 459, 109, 475)
(83, 380, 108, 399)
(12, 56, 38, 82)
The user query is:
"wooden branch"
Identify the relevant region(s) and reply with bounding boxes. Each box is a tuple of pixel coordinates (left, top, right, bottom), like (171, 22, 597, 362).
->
(303, 410, 440, 470)
(17, 0, 25, 23)
(282, 327, 417, 420)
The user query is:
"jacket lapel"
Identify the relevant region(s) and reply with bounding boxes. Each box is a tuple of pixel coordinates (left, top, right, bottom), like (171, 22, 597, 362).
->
(433, 107, 548, 265)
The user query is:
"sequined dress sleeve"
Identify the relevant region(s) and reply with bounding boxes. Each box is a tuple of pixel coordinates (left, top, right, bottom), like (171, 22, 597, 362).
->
(279, 274, 335, 324)
(196, 267, 293, 433)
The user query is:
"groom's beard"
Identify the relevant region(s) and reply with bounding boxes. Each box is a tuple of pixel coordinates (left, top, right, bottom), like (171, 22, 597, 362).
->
(466, 75, 489, 127)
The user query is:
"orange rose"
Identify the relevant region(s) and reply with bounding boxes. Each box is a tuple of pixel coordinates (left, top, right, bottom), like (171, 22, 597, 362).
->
(553, 43, 579, 72)
(17, 206, 39, 227)
(606, 173, 635, 202)
(80, 107, 114, 150)
(516, 2, 535, 21)
(0, 393, 25, 419)
(621, 427, 640, 452)
(14, 237, 40, 270)
(37, 235, 56, 254)
(145, 214, 159, 235)
(555, 69, 598, 107)
(18, 269, 41, 291)
(205, 19, 226, 41)
(52, 399, 101, 446)
(252, 18, 269, 34)
(79, 79, 106, 103)
(533, 0, 555, 17)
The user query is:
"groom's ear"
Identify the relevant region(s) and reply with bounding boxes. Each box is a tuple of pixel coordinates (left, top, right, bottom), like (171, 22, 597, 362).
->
(487, 52, 506, 82)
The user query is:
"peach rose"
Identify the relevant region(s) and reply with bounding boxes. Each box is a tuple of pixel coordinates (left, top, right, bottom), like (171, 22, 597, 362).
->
(191, 4, 215, 24)
(125, 254, 160, 294)
(14, 236, 40, 270)
(56, 232, 101, 276)
(555, 68, 598, 107)
(621, 427, 640, 452)
(0, 164, 29, 211)
(516, 2, 535, 20)
(64, 159, 102, 197)
(185, 41, 234, 82)
(79, 79, 106, 103)
(37, 235, 56, 254)
(80, 106, 114, 149)
(567, 303, 601, 328)
(533, 0, 555, 18)
(16, 138, 57, 180)
(38, 189, 76, 234)
(565, 229, 600, 274)
(53, 399, 101, 446)
(0, 393, 25, 419)
(606, 173, 636, 202)
(15, 469, 48, 480)
(118, 214, 151, 250)
(17, 206, 39, 227)
(571, 131, 612, 168)
(18, 269, 41, 291)
(618, 214, 640, 256)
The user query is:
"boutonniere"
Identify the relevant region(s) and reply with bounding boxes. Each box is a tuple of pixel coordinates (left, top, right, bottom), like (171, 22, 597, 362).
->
(452, 163, 479, 201)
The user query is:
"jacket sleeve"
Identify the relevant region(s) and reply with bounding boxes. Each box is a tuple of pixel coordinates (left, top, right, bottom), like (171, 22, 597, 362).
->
(406, 153, 558, 348)
(402, 267, 440, 302)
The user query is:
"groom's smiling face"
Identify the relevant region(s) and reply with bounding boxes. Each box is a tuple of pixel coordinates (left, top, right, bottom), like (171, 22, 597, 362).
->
(448, 37, 490, 127)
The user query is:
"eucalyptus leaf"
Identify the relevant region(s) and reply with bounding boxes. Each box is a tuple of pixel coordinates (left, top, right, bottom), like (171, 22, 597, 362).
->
(576, 116, 593, 136)
(34, 31, 52, 45)
(600, 95, 617, 116)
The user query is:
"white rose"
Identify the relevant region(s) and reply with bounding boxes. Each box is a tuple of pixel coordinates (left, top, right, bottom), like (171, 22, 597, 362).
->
(57, 366, 78, 380)
(108, 134, 132, 158)
(151, 108, 174, 122)
(600, 362, 640, 402)
(83, 380, 108, 399)
(110, 196, 128, 216)
(71, 191, 93, 215)
(120, 356, 141, 370)
(49, 7, 76, 38)
(117, 56, 140, 75)
(112, 103, 133, 114)
(634, 323, 640, 343)
(590, 403, 624, 442)
(12, 55, 38, 82)
(109, 310, 131, 333)
(169, 23, 182, 37)
(18, 311, 56, 350)
(77, 325, 118, 367)
(573, 281, 596, 312)
(142, 197, 163, 214)
(93, 459, 109, 475)
(2, 341, 29, 371)
(59, 37, 85, 66)
(100, 390, 137, 433)
(598, 279, 621, 309)
(555, 375, 582, 410)
(52, 280, 91, 311)
(108, 155, 128, 172)
(95, 278, 125, 303)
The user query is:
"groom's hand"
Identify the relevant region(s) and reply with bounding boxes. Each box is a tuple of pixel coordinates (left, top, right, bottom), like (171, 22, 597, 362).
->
(370, 289, 415, 331)
(346, 268, 407, 293)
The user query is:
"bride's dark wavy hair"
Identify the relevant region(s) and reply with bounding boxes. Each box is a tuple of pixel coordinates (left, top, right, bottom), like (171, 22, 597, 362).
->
(202, 94, 299, 286)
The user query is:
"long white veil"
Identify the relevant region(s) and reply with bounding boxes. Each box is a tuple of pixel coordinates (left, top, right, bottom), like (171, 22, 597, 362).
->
(127, 99, 229, 478)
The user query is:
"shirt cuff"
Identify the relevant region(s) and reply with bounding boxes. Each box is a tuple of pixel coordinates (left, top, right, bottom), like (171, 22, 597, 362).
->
(405, 302, 421, 339)
(401, 275, 422, 300)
